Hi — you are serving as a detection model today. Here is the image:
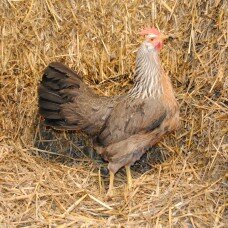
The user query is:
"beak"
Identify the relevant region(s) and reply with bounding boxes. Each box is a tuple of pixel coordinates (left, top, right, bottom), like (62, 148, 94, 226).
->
(160, 34, 169, 41)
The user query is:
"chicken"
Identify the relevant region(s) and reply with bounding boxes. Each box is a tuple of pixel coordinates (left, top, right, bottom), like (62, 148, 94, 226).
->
(38, 27, 179, 196)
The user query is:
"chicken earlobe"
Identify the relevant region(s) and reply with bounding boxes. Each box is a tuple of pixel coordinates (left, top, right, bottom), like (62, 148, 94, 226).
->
(38, 62, 115, 135)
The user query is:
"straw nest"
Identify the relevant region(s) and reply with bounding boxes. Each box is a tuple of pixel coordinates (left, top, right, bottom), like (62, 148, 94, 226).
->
(0, 0, 227, 227)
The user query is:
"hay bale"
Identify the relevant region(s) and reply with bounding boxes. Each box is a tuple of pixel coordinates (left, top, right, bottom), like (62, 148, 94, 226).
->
(0, 0, 227, 226)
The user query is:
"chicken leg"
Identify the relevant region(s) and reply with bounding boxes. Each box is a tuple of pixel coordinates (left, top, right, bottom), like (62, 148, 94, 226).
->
(106, 171, 115, 197)
(106, 165, 133, 198)
(125, 165, 132, 190)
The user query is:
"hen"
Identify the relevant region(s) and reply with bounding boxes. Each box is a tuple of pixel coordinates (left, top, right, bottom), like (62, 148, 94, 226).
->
(38, 28, 179, 196)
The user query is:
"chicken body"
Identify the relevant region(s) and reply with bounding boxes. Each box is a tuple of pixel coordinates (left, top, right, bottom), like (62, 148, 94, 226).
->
(38, 33, 179, 193)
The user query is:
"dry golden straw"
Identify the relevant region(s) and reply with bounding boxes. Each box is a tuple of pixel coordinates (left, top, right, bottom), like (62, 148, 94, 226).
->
(0, 0, 227, 226)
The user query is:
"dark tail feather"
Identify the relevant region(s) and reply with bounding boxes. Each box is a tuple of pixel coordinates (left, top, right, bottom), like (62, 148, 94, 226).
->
(38, 62, 82, 129)
(39, 109, 61, 119)
(39, 101, 60, 111)
(39, 85, 64, 104)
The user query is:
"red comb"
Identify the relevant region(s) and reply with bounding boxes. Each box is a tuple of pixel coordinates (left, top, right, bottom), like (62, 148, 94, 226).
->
(140, 27, 160, 36)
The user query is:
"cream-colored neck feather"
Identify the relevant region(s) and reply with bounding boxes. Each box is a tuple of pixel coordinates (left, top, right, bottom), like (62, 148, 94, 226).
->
(129, 41, 163, 99)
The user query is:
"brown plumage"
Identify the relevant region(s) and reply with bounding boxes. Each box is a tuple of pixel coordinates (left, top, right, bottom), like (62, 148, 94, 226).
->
(38, 27, 179, 196)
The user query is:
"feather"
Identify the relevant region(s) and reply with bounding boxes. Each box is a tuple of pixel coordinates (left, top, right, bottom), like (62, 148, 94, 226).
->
(39, 109, 61, 119)
(146, 112, 166, 132)
(39, 86, 64, 104)
(44, 69, 66, 80)
(49, 62, 82, 80)
(42, 80, 60, 90)
(38, 100, 60, 111)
